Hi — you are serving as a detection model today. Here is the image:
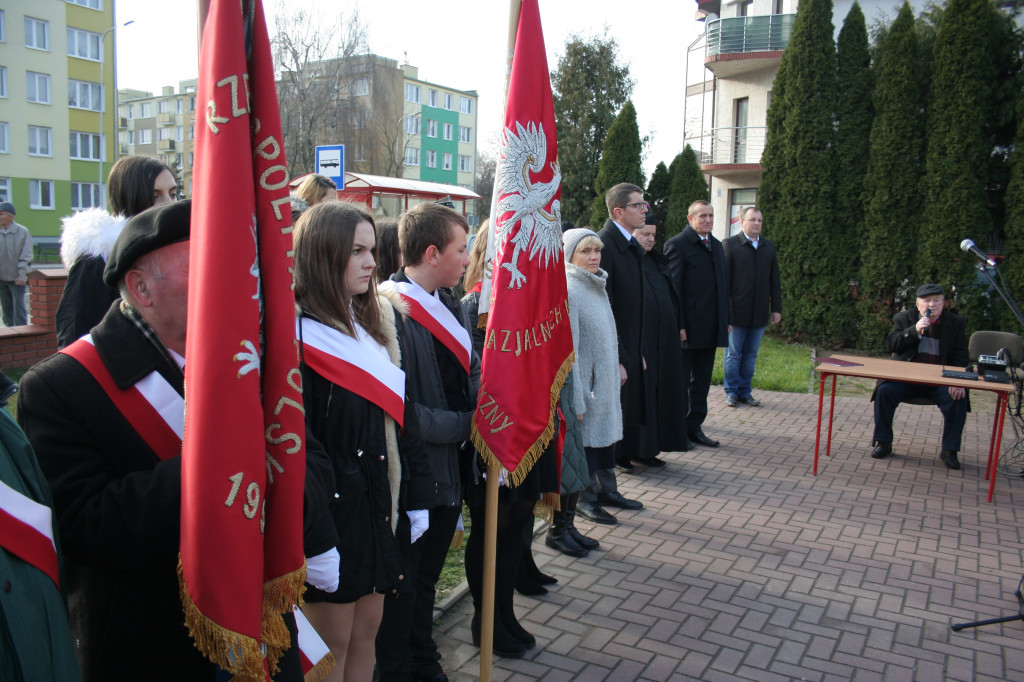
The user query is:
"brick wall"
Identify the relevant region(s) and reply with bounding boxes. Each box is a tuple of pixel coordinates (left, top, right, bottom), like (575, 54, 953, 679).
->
(0, 268, 67, 369)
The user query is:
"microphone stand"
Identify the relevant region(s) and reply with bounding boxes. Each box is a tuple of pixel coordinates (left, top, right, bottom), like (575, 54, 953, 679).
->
(974, 262, 1024, 330)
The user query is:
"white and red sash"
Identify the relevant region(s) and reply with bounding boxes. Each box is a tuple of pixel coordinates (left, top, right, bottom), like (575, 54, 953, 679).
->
(380, 280, 472, 373)
(299, 318, 406, 428)
(294, 606, 334, 680)
(0, 479, 59, 587)
(61, 336, 183, 461)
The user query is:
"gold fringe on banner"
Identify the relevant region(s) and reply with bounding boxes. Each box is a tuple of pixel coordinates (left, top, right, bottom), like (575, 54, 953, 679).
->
(471, 351, 575, 488)
(178, 557, 265, 682)
(533, 491, 561, 524)
(262, 566, 307, 673)
(450, 527, 466, 550)
(305, 652, 338, 682)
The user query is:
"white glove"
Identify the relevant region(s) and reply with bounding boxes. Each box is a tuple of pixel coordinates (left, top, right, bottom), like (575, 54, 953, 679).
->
(407, 509, 430, 544)
(306, 547, 340, 593)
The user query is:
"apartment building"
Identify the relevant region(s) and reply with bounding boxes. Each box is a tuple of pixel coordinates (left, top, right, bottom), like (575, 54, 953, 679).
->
(0, 0, 118, 237)
(118, 79, 197, 196)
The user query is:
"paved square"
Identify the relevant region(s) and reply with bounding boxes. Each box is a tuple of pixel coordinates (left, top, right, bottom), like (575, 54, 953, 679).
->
(436, 389, 1024, 681)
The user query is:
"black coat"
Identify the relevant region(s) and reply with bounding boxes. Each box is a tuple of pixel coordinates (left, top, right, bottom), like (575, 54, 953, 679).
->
(638, 249, 688, 453)
(18, 304, 334, 681)
(664, 225, 730, 349)
(722, 233, 781, 328)
(596, 219, 646, 426)
(55, 255, 120, 349)
(300, 314, 434, 602)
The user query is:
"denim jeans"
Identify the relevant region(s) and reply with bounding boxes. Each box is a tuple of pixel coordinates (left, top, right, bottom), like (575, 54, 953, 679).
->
(0, 281, 27, 326)
(723, 325, 765, 398)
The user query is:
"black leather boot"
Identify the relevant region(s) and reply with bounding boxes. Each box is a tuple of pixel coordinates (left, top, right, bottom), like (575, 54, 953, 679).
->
(520, 521, 557, 585)
(471, 611, 527, 658)
(564, 492, 599, 550)
(545, 498, 588, 558)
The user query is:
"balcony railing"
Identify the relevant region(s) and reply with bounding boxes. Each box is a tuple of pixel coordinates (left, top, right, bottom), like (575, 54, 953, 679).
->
(706, 14, 794, 57)
(157, 139, 176, 151)
(699, 126, 767, 166)
(157, 113, 174, 126)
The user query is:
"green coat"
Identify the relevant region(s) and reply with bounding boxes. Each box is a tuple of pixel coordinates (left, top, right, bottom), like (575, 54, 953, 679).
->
(0, 407, 80, 681)
(558, 369, 589, 495)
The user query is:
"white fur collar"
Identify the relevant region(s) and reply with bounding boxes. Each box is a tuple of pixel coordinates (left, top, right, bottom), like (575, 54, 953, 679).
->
(60, 208, 127, 268)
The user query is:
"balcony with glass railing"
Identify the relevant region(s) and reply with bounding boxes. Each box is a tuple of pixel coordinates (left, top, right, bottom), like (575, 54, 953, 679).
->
(705, 14, 794, 76)
(698, 126, 766, 170)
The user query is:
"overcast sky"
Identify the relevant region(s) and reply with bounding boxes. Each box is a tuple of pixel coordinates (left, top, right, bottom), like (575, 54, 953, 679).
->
(113, 0, 704, 178)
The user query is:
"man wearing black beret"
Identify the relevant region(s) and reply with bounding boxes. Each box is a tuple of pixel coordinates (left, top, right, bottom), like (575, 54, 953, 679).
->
(870, 283, 969, 469)
(15, 200, 213, 679)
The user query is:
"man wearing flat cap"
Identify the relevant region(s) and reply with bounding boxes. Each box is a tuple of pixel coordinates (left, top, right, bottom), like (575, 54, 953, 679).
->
(870, 283, 969, 470)
(15, 200, 213, 679)
(0, 201, 33, 326)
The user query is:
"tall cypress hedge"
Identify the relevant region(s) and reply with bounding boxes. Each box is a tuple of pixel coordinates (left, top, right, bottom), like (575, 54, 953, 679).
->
(664, 146, 708, 242)
(589, 101, 645, 227)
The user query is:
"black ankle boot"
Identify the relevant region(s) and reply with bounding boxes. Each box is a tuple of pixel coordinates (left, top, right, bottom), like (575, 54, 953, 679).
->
(545, 507, 587, 558)
(515, 574, 548, 596)
(520, 526, 557, 585)
(471, 611, 527, 658)
(564, 492, 599, 550)
(500, 607, 536, 649)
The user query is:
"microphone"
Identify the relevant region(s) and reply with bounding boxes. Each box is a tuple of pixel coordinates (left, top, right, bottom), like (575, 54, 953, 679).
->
(960, 238, 997, 267)
(921, 307, 932, 333)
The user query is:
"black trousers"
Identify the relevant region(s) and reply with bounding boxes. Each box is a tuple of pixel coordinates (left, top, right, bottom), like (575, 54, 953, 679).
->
(376, 504, 461, 681)
(682, 347, 715, 430)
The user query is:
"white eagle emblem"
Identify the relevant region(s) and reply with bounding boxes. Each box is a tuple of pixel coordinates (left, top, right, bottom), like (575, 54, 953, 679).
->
(495, 121, 562, 289)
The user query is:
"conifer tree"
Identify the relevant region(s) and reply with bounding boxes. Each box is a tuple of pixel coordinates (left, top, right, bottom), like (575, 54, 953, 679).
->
(918, 0, 993, 304)
(588, 101, 645, 227)
(857, 2, 924, 352)
(664, 146, 708, 242)
(834, 2, 872, 337)
(758, 0, 839, 345)
(645, 161, 671, 244)
(997, 95, 1024, 334)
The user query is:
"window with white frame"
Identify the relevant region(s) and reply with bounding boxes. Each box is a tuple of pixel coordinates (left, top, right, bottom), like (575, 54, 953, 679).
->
(353, 143, 367, 162)
(460, 97, 473, 115)
(28, 126, 52, 156)
(442, 153, 452, 171)
(1, 67, 8, 98)
(404, 147, 420, 166)
(458, 155, 473, 173)
(0, 179, 9, 203)
(352, 77, 369, 96)
(189, 125, 194, 139)
(69, 79, 103, 111)
(125, 130, 134, 145)
(0, 123, 7, 153)
(26, 72, 51, 104)
(0, 11, 5, 43)
(158, 127, 172, 141)
(25, 17, 50, 50)
(428, 89, 438, 107)
(426, 150, 437, 168)
(176, 98, 183, 114)
(459, 126, 473, 143)
(157, 100, 170, 114)
(29, 180, 55, 209)
(404, 84, 421, 103)
(71, 182, 103, 211)
(442, 123, 453, 141)
(70, 131, 103, 160)
(175, 126, 184, 142)
(444, 93, 453, 110)
(404, 116, 420, 135)
(67, 0, 103, 9)
(138, 102, 151, 118)
(67, 27, 101, 60)
(427, 119, 437, 138)
(137, 129, 152, 144)
(175, 153, 182, 167)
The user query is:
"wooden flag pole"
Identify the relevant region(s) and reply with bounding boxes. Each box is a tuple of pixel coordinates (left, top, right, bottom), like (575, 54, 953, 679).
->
(480, 6, 522, 681)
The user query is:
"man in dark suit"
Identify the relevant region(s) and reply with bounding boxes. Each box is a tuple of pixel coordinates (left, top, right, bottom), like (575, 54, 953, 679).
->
(664, 199, 730, 448)
(576, 182, 646, 524)
(722, 207, 781, 407)
(870, 283, 969, 469)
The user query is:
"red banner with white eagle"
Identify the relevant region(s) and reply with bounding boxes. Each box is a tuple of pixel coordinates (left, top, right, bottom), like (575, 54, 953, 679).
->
(471, 0, 574, 484)
(180, 0, 307, 678)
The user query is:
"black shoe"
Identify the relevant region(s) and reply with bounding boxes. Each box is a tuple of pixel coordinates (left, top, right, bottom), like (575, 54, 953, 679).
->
(523, 562, 557, 585)
(515, 576, 548, 596)
(567, 524, 600, 550)
(634, 456, 666, 468)
(940, 449, 961, 470)
(500, 611, 537, 649)
(871, 442, 892, 459)
(740, 395, 761, 406)
(597, 491, 644, 511)
(688, 429, 720, 448)
(471, 612, 527, 658)
(576, 501, 617, 525)
(545, 526, 588, 557)
(614, 458, 635, 472)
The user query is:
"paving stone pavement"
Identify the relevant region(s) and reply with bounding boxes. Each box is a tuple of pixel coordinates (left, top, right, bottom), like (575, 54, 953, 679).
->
(434, 389, 1024, 681)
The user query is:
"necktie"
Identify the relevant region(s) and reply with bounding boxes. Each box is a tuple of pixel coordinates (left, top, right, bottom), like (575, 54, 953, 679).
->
(702, 236, 710, 251)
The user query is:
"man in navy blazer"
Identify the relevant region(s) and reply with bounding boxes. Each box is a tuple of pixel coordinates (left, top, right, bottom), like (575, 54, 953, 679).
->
(664, 200, 731, 448)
